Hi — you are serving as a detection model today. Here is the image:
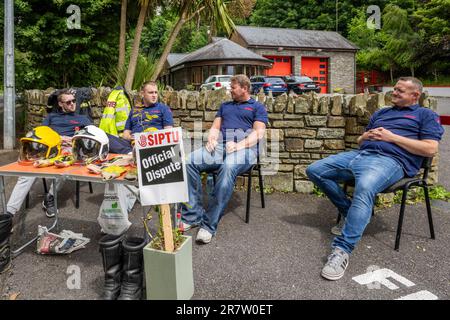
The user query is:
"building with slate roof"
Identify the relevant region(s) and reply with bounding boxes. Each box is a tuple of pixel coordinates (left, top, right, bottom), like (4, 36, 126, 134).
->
(230, 26, 359, 93)
(160, 38, 272, 90)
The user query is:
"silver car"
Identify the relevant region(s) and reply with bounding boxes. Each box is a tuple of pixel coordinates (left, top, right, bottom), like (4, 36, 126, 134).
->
(200, 75, 232, 91)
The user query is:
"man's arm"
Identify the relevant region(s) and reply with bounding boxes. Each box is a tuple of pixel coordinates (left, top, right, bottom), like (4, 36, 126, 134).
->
(227, 121, 266, 153)
(123, 129, 133, 141)
(206, 117, 222, 152)
(369, 127, 438, 157)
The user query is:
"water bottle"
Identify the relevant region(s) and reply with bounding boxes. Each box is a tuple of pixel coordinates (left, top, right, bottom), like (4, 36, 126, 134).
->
(176, 212, 183, 232)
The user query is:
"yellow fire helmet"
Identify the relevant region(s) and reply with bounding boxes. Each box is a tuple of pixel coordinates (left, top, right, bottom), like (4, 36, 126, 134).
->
(19, 126, 62, 165)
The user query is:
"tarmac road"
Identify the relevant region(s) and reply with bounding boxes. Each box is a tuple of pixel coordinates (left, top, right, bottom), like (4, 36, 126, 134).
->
(0, 98, 449, 301)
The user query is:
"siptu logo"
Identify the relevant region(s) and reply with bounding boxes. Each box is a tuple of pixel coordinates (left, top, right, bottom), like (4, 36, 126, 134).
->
(367, 5, 381, 30)
(138, 134, 147, 148)
(66, 5, 81, 30)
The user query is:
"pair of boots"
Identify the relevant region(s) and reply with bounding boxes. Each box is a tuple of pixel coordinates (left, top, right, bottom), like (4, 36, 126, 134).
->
(0, 213, 13, 273)
(98, 234, 146, 300)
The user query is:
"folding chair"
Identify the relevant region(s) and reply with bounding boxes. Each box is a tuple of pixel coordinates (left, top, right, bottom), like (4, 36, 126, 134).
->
(211, 153, 265, 223)
(340, 157, 434, 251)
(25, 179, 93, 209)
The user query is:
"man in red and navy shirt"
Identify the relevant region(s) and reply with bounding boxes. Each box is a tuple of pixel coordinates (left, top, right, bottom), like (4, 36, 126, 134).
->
(307, 77, 444, 281)
(181, 74, 268, 244)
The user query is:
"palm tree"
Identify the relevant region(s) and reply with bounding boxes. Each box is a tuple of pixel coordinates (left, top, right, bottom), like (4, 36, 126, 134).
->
(150, 0, 239, 81)
(118, 0, 128, 71)
(125, 0, 153, 91)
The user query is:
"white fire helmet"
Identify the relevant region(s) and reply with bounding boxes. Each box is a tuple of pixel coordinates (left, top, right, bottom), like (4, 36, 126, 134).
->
(72, 125, 109, 163)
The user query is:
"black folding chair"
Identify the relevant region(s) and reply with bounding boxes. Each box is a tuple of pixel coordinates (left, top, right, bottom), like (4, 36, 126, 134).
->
(211, 153, 265, 223)
(25, 179, 93, 209)
(340, 157, 434, 251)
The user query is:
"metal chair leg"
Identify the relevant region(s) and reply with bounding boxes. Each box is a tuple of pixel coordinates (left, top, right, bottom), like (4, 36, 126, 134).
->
(423, 185, 435, 239)
(75, 181, 80, 209)
(258, 167, 265, 208)
(42, 178, 48, 193)
(395, 188, 409, 251)
(88, 182, 93, 194)
(245, 173, 252, 223)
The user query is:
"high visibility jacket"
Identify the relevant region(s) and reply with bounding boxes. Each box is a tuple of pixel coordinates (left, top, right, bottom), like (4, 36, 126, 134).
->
(99, 88, 131, 137)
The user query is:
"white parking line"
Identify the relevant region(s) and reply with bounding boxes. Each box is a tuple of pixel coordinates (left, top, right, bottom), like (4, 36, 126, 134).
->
(396, 290, 438, 300)
(352, 268, 415, 290)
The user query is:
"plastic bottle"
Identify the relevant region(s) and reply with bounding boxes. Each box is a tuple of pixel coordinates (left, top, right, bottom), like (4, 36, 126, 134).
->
(176, 212, 183, 232)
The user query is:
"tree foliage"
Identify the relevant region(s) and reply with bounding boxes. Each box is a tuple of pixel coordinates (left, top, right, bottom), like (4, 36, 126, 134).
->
(1, 0, 122, 90)
(2, 0, 450, 90)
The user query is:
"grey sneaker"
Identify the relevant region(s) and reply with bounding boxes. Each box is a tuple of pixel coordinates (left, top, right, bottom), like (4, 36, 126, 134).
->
(196, 228, 213, 244)
(42, 194, 57, 218)
(321, 247, 349, 280)
(331, 217, 346, 236)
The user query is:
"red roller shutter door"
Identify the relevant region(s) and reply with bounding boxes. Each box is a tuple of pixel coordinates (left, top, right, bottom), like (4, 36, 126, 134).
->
(301, 57, 328, 93)
(264, 56, 292, 76)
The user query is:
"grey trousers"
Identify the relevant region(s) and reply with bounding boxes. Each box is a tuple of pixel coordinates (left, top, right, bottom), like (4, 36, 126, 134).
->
(6, 176, 63, 215)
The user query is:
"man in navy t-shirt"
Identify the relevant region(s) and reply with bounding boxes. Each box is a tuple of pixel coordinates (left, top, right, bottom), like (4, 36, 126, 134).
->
(181, 74, 268, 244)
(306, 77, 444, 281)
(107, 81, 173, 154)
(6, 89, 93, 219)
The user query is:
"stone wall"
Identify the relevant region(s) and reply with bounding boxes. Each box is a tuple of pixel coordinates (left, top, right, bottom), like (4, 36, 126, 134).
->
(23, 88, 439, 193)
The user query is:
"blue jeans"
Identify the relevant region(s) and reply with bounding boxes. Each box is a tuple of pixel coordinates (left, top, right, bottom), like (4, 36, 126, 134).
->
(181, 143, 256, 235)
(306, 150, 404, 254)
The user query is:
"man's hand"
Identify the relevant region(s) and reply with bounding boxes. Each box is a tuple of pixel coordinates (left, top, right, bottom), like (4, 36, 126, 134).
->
(370, 127, 397, 143)
(123, 130, 133, 141)
(358, 129, 382, 144)
(226, 141, 237, 154)
(206, 137, 218, 153)
(206, 118, 221, 153)
(226, 141, 246, 154)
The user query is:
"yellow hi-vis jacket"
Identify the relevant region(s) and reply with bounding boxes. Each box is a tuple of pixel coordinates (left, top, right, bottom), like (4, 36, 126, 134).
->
(99, 89, 131, 137)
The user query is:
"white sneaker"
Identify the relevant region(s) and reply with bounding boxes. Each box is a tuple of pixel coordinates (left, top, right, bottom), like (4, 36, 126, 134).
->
(331, 217, 345, 236)
(196, 228, 213, 244)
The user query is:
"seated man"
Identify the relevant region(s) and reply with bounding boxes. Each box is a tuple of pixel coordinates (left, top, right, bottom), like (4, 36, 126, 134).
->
(306, 77, 444, 280)
(181, 74, 267, 244)
(107, 81, 173, 154)
(7, 89, 92, 219)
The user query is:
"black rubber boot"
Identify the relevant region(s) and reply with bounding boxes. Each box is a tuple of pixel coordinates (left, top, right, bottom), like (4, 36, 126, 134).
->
(117, 237, 146, 300)
(0, 213, 13, 273)
(98, 234, 124, 300)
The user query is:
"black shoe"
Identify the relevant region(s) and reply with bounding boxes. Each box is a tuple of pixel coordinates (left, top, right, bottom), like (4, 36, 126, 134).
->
(0, 213, 13, 273)
(4, 212, 14, 219)
(42, 194, 57, 218)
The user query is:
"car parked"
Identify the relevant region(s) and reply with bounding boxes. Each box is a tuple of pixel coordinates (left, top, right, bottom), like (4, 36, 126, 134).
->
(250, 76, 288, 95)
(200, 75, 232, 91)
(281, 75, 321, 94)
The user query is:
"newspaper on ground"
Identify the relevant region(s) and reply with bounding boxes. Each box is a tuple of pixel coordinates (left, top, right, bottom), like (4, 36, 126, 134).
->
(36, 225, 90, 254)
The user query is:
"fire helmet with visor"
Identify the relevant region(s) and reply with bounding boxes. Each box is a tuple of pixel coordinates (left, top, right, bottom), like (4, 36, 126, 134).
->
(72, 125, 109, 164)
(19, 126, 62, 165)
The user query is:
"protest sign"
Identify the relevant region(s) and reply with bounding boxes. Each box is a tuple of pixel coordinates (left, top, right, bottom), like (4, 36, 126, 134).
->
(134, 127, 188, 206)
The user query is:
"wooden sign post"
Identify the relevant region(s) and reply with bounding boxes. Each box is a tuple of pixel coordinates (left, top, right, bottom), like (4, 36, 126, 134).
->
(160, 204, 174, 252)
